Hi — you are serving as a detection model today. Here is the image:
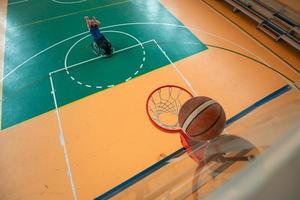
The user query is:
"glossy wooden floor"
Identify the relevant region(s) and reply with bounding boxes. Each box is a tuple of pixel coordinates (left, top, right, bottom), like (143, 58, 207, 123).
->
(0, 0, 299, 199)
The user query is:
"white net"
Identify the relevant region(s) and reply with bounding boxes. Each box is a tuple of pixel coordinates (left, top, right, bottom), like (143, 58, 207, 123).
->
(147, 86, 193, 131)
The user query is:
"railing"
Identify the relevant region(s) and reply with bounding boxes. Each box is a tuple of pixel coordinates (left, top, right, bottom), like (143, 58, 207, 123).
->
(223, 0, 300, 51)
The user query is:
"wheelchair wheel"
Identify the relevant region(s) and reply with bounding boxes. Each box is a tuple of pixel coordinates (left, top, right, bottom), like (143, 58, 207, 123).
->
(91, 42, 105, 56)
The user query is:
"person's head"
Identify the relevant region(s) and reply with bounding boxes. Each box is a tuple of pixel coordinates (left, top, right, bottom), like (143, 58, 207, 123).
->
(90, 19, 96, 26)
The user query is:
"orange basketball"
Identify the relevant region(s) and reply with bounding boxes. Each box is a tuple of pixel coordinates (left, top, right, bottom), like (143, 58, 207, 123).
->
(178, 96, 226, 141)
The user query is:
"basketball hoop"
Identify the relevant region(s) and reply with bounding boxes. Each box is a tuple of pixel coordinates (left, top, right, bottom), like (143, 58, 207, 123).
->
(146, 85, 206, 163)
(146, 85, 193, 133)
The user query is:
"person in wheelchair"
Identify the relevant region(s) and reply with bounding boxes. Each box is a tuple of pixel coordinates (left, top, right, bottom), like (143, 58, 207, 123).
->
(84, 16, 113, 56)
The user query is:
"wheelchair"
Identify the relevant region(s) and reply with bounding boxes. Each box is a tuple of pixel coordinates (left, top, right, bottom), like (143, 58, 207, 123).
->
(91, 37, 114, 57)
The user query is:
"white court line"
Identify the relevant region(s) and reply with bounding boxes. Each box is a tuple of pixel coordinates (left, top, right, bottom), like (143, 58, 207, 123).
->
(50, 39, 155, 75)
(51, 0, 87, 4)
(1, 31, 88, 81)
(62, 30, 148, 89)
(4, 22, 299, 83)
(49, 75, 78, 200)
(153, 40, 198, 96)
(48, 38, 155, 200)
(8, 0, 29, 6)
(50, 38, 198, 94)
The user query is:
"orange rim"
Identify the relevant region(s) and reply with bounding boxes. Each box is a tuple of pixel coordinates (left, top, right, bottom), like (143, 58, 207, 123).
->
(146, 85, 193, 133)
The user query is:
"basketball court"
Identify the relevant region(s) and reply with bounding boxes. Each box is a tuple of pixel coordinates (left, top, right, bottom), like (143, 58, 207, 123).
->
(0, 0, 299, 199)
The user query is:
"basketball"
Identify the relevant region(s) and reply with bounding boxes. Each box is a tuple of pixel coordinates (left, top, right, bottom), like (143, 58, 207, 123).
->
(178, 96, 226, 141)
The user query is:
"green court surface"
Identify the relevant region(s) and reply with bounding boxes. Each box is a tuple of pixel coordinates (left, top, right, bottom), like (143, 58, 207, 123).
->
(3, 0, 207, 129)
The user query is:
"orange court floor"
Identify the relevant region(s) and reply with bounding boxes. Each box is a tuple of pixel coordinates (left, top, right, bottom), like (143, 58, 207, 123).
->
(0, 0, 300, 200)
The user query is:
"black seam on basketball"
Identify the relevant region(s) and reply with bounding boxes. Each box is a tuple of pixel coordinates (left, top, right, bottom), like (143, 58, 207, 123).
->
(185, 103, 217, 133)
(190, 107, 223, 138)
